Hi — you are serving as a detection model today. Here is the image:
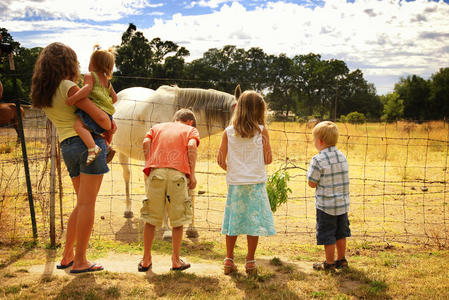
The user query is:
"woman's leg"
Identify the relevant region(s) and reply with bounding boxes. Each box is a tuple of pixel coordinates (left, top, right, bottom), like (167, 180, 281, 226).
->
(75, 98, 111, 131)
(71, 173, 104, 270)
(74, 117, 96, 149)
(60, 176, 80, 265)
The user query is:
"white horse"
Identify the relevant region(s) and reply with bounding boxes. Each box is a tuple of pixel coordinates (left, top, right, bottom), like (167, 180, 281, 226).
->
(112, 85, 238, 235)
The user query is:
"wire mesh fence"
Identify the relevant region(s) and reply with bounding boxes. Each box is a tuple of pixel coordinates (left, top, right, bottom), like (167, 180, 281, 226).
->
(1, 105, 448, 248)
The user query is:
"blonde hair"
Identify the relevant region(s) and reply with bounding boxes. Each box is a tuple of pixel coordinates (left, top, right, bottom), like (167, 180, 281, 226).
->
(90, 44, 115, 79)
(312, 121, 339, 146)
(31, 42, 80, 108)
(231, 90, 266, 138)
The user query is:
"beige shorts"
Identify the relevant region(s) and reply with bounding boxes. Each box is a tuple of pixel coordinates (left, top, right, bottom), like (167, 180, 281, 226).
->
(140, 168, 192, 228)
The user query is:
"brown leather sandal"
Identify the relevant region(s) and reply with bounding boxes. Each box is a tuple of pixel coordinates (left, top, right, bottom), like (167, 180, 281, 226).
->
(224, 257, 237, 275)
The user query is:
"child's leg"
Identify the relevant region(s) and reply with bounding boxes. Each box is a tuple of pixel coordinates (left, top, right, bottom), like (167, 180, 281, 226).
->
(75, 98, 111, 131)
(336, 237, 346, 260)
(226, 235, 238, 260)
(246, 235, 259, 262)
(74, 117, 96, 149)
(103, 119, 116, 145)
(324, 243, 336, 264)
(142, 222, 155, 268)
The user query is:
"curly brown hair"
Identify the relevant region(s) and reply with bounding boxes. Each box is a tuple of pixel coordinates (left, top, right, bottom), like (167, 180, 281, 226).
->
(31, 42, 80, 108)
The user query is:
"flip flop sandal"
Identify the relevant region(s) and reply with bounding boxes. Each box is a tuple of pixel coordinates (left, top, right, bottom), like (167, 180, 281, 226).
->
(223, 257, 237, 275)
(70, 263, 104, 274)
(170, 259, 191, 271)
(138, 261, 152, 272)
(56, 260, 73, 269)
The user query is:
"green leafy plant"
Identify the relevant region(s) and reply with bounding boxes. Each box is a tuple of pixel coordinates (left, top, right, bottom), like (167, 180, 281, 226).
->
(266, 169, 292, 212)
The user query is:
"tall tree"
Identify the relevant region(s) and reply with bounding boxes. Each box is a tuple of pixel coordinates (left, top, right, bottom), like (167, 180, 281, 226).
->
(429, 67, 449, 119)
(394, 75, 431, 121)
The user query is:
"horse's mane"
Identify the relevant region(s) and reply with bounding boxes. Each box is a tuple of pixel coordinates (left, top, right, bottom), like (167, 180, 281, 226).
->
(174, 87, 236, 128)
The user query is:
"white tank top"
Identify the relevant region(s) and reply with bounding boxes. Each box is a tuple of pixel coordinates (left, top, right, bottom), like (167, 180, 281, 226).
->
(225, 125, 267, 185)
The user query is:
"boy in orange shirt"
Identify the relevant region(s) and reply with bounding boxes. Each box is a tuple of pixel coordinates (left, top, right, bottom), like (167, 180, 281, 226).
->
(139, 108, 199, 272)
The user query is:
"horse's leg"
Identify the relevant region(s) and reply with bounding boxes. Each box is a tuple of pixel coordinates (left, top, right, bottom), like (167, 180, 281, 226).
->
(119, 152, 133, 218)
(186, 189, 198, 238)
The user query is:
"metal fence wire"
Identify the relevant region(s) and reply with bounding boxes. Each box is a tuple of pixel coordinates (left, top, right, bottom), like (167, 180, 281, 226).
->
(0, 105, 448, 248)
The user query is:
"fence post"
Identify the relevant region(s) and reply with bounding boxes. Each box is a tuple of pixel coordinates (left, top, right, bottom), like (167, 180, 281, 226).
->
(49, 122, 57, 246)
(13, 76, 37, 239)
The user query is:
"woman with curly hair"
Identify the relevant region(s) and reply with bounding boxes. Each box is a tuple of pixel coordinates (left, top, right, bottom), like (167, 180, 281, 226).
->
(32, 42, 111, 273)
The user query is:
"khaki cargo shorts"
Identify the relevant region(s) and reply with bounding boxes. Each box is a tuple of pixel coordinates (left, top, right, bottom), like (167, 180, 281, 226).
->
(140, 168, 192, 228)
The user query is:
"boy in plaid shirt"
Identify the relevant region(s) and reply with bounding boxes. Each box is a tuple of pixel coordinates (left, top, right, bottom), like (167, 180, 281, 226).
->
(307, 121, 350, 270)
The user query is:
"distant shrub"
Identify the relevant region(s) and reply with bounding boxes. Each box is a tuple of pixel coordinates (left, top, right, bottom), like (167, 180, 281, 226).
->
(340, 115, 347, 123)
(346, 111, 366, 124)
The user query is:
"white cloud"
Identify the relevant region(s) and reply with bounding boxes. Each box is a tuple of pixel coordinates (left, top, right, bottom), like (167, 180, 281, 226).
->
(1, 0, 158, 21)
(3, 0, 449, 94)
(143, 0, 449, 94)
(186, 0, 235, 9)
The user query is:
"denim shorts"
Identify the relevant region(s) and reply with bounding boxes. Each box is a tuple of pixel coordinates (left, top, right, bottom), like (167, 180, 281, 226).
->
(75, 109, 112, 136)
(60, 135, 109, 178)
(316, 209, 351, 245)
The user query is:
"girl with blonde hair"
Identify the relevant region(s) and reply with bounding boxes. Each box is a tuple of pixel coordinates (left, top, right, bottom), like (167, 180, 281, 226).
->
(217, 89, 276, 276)
(66, 45, 118, 165)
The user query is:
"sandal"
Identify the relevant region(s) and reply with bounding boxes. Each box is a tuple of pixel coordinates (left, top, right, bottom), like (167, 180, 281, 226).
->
(86, 145, 102, 166)
(223, 257, 237, 275)
(106, 146, 116, 163)
(313, 261, 335, 271)
(335, 257, 348, 269)
(245, 259, 257, 276)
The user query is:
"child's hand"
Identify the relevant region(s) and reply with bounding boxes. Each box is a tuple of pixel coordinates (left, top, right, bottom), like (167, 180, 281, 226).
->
(66, 96, 76, 106)
(111, 120, 117, 134)
(188, 174, 197, 190)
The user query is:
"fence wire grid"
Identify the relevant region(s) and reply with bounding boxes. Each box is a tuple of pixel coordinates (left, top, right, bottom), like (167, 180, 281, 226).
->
(0, 104, 448, 248)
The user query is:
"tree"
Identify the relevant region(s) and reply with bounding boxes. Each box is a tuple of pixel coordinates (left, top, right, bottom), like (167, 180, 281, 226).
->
(394, 75, 430, 121)
(0, 28, 40, 103)
(338, 69, 382, 119)
(429, 68, 449, 119)
(381, 92, 404, 122)
(114, 24, 189, 90)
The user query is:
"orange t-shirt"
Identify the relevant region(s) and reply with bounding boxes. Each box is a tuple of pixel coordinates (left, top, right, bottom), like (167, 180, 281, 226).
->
(143, 122, 200, 177)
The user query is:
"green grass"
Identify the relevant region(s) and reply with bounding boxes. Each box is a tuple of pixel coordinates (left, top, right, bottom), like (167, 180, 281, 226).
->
(0, 236, 448, 299)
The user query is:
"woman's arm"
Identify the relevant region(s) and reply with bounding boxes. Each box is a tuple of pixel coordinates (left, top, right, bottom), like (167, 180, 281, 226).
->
(66, 73, 93, 106)
(68, 85, 111, 130)
(217, 131, 228, 171)
(262, 127, 272, 165)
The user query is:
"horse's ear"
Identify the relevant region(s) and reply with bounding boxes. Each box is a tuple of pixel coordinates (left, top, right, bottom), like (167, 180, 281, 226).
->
(234, 84, 241, 100)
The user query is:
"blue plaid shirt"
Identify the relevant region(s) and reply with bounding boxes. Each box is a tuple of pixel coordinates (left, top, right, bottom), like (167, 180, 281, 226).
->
(307, 146, 350, 216)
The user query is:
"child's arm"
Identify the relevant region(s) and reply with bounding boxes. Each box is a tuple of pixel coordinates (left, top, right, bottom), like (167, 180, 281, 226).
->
(187, 138, 198, 190)
(66, 73, 94, 106)
(109, 82, 118, 104)
(68, 85, 111, 130)
(262, 127, 272, 165)
(143, 134, 152, 162)
(217, 131, 228, 171)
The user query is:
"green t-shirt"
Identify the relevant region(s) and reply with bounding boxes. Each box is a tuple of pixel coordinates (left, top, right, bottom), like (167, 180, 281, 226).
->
(89, 72, 115, 116)
(42, 80, 77, 143)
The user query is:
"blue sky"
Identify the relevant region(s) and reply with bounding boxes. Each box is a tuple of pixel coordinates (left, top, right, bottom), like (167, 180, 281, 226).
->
(2, 0, 449, 95)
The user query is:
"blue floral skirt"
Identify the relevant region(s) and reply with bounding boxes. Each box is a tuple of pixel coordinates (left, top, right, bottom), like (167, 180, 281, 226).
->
(221, 183, 276, 236)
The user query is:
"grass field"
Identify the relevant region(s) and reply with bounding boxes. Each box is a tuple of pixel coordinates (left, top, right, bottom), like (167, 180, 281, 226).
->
(0, 119, 449, 299)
